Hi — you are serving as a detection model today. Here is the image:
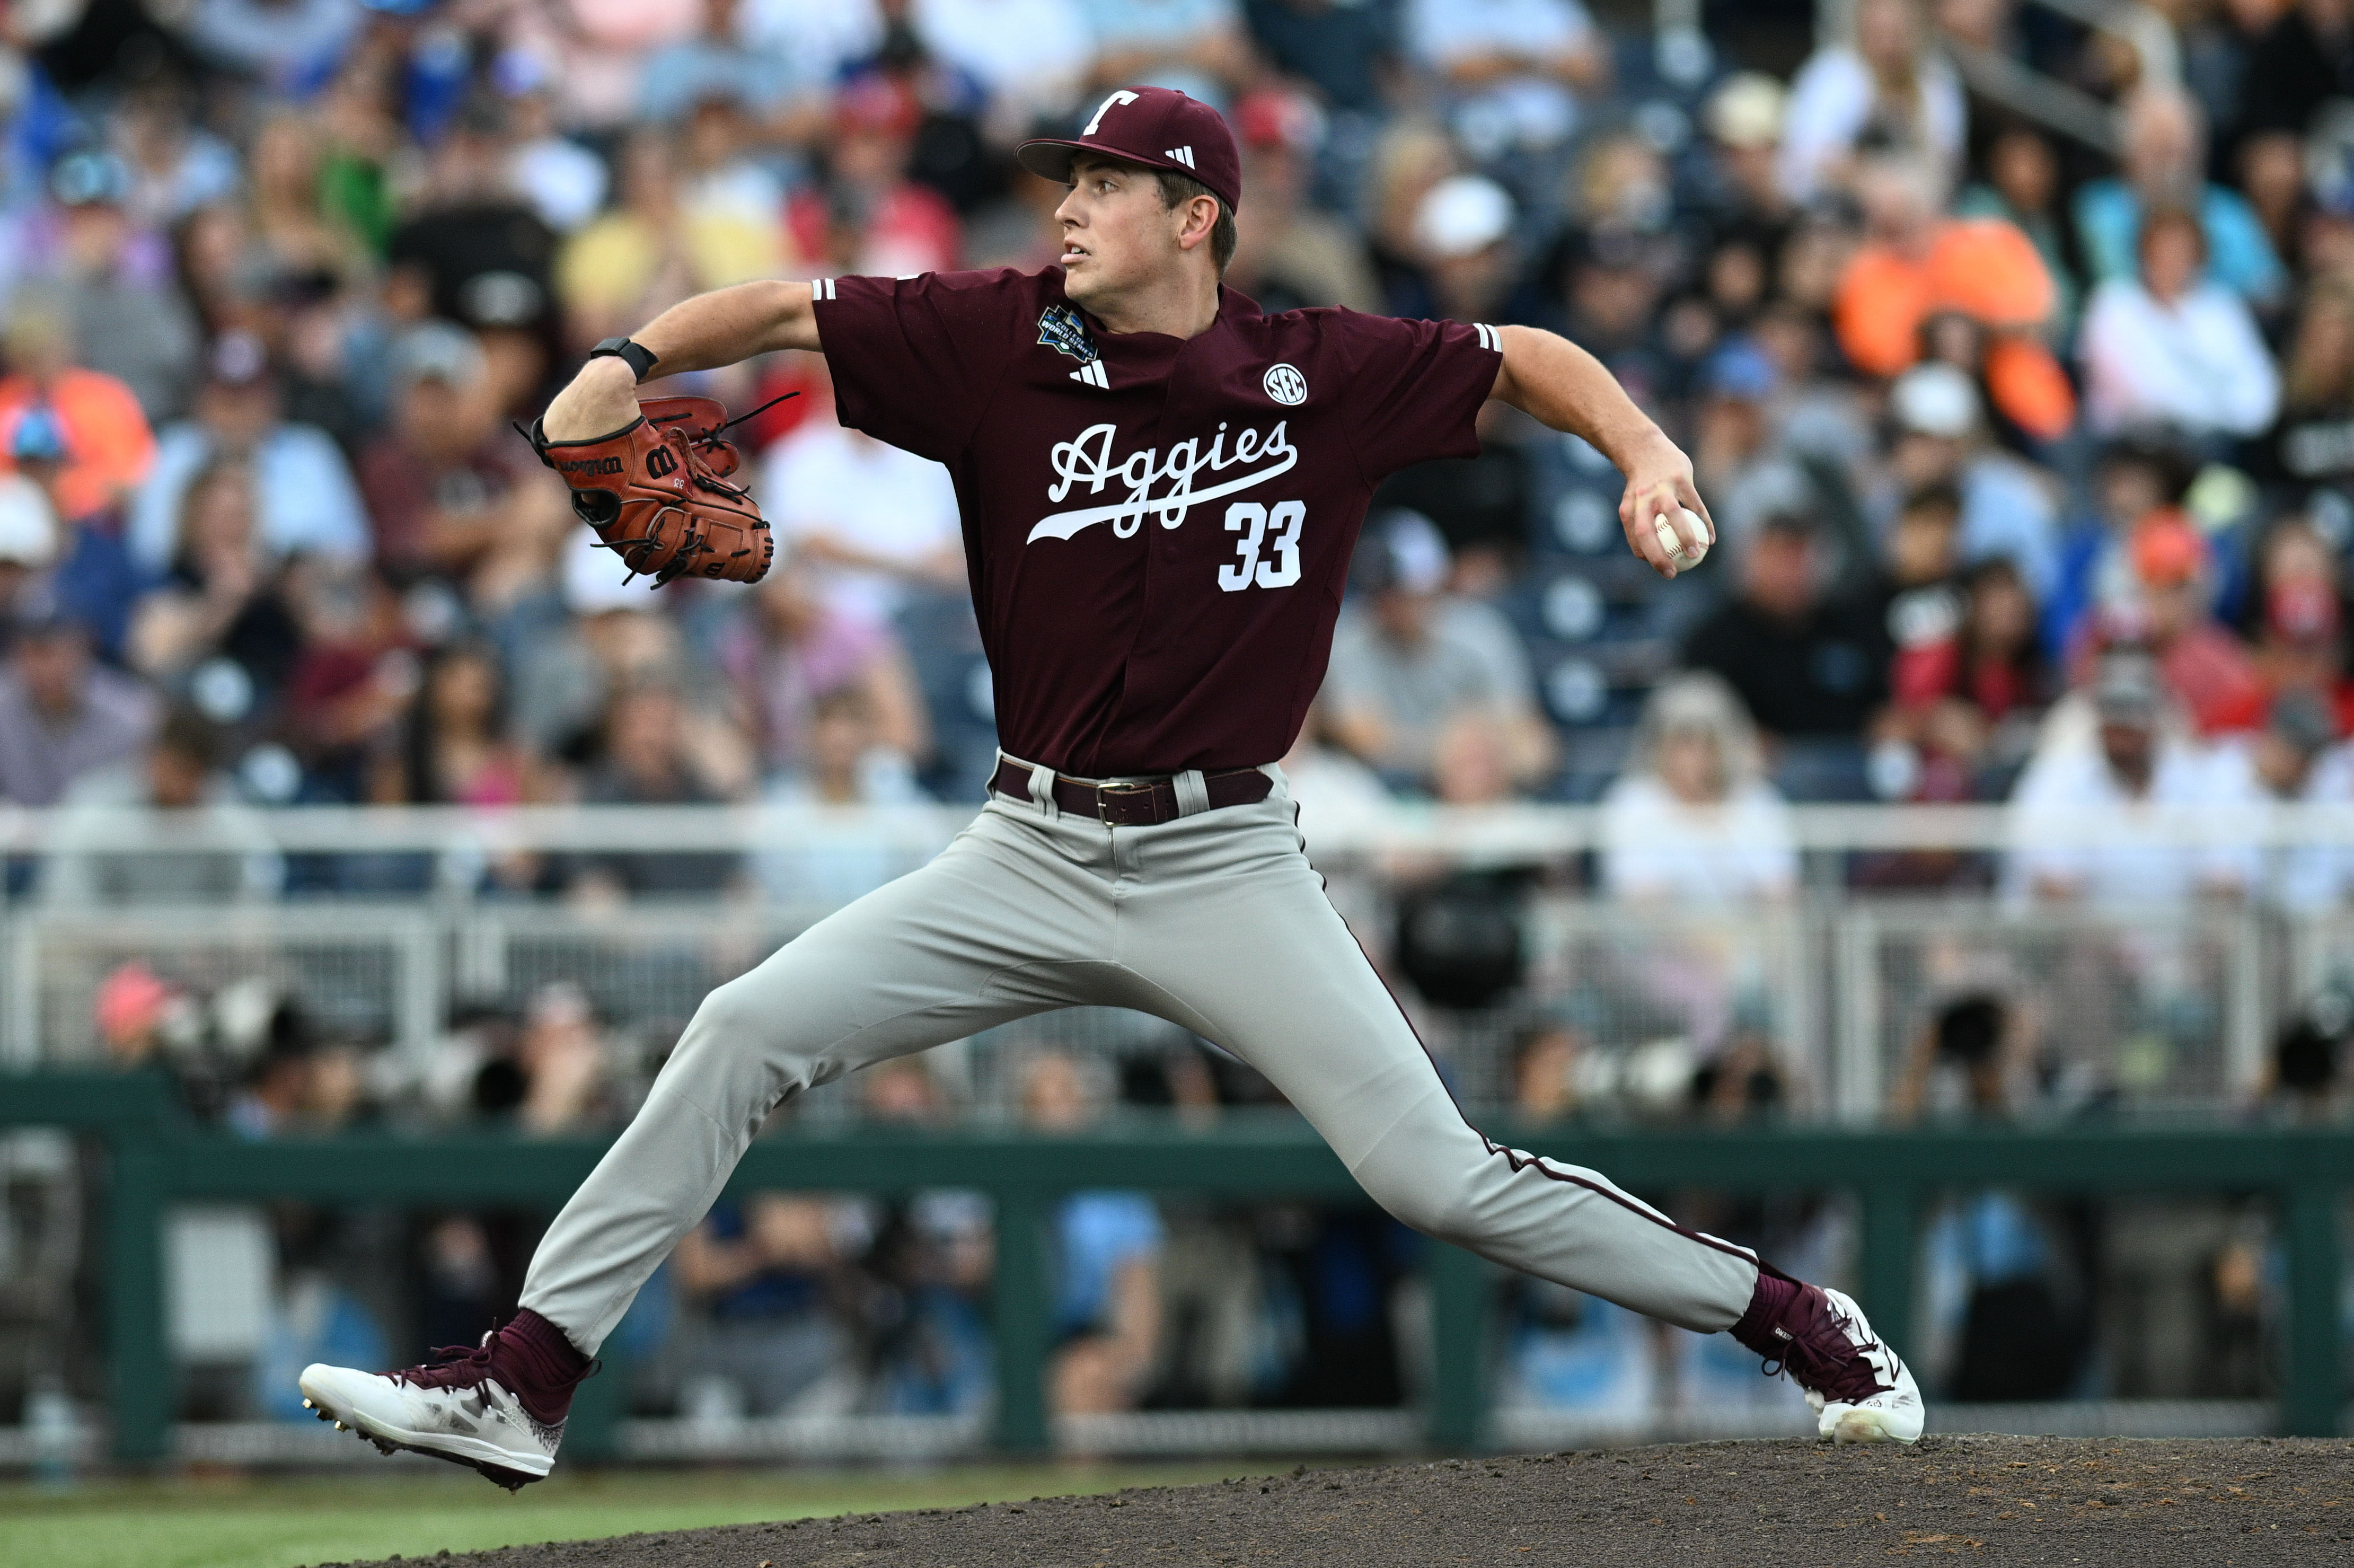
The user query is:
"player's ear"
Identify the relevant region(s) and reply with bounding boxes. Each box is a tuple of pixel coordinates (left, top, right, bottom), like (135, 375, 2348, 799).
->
(1177, 194, 1218, 253)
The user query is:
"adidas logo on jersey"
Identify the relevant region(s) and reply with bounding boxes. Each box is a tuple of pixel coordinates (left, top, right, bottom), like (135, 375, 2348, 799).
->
(1069, 362, 1108, 389)
(1163, 146, 1195, 168)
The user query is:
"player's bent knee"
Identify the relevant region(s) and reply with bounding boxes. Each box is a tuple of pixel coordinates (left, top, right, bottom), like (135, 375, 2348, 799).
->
(674, 977, 799, 1067)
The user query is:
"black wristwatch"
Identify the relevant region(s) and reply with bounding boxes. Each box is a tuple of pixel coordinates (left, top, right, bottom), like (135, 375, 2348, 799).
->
(587, 337, 660, 383)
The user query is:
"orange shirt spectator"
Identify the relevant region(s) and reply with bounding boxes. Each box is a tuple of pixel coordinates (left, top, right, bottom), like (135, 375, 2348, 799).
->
(1833, 166, 2075, 440)
(1836, 217, 2055, 369)
(0, 369, 156, 522)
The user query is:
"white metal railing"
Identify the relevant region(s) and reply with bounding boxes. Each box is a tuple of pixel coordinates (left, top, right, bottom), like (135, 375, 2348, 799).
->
(11, 800, 2354, 858)
(2, 803, 2347, 1117)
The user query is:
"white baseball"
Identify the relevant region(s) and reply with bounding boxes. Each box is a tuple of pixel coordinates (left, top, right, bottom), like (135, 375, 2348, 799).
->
(1653, 506, 1710, 571)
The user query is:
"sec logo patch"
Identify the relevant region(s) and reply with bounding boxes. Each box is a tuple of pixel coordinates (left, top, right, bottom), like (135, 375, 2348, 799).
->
(1263, 363, 1307, 406)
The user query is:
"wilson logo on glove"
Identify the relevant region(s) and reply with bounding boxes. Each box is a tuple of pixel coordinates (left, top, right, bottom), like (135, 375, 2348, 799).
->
(522, 392, 792, 587)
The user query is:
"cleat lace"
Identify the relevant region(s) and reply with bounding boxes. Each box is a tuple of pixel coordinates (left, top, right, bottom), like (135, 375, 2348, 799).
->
(1758, 1296, 1898, 1406)
(387, 1337, 504, 1396)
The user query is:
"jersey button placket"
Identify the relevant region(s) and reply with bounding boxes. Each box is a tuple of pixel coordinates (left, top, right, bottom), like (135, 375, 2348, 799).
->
(1122, 346, 1198, 774)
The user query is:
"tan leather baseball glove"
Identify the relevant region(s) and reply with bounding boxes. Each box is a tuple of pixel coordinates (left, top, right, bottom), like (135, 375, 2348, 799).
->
(524, 394, 781, 586)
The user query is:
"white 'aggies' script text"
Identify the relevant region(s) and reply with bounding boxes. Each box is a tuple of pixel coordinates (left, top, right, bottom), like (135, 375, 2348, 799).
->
(1028, 420, 1298, 543)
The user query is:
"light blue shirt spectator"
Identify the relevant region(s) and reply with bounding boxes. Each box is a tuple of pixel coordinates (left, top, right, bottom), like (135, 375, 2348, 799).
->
(1053, 1191, 1163, 1337)
(119, 124, 243, 226)
(1501, 1283, 1654, 1415)
(1958, 455, 2061, 606)
(639, 34, 807, 124)
(2071, 180, 2285, 306)
(1885, 365, 2061, 609)
(913, 0, 1094, 117)
(753, 754, 938, 910)
(185, 0, 364, 93)
(739, 0, 886, 80)
(130, 421, 369, 574)
(1407, 0, 1601, 156)
(1079, 0, 1243, 110)
(2074, 84, 2287, 307)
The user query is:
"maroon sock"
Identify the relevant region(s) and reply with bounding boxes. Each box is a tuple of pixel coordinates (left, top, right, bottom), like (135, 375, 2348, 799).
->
(494, 1308, 594, 1425)
(1727, 1265, 1804, 1356)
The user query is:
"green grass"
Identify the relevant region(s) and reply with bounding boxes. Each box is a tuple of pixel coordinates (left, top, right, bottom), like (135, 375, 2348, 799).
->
(0, 1460, 1267, 1568)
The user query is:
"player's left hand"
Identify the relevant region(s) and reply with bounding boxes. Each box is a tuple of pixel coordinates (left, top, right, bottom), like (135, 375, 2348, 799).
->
(523, 395, 776, 586)
(1616, 436, 1715, 579)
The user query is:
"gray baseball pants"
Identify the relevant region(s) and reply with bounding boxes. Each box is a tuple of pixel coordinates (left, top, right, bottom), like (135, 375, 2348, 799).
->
(520, 756, 1761, 1353)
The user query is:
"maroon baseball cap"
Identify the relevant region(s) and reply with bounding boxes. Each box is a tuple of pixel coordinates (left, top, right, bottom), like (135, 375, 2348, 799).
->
(1017, 86, 1242, 213)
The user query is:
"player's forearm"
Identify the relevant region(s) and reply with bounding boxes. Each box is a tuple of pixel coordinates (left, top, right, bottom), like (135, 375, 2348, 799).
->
(542, 281, 818, 441)
(1493, 324, 1710, 576)
(1489, 324, 1670, 469)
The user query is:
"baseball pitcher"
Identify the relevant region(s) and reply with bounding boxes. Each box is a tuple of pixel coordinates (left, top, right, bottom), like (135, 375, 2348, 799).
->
(300, 89, 1921, 1487)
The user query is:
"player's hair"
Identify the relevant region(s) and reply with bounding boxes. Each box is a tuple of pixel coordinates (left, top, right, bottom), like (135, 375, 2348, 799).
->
(1153, 169, 1237, 273)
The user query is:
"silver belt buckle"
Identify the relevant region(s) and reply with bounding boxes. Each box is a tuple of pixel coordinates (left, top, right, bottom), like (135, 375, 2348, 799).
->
(1094, 780, 1158, 825)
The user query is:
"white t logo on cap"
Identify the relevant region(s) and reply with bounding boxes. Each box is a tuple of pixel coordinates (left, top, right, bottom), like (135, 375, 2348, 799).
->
(1083, 90, 1140, 137)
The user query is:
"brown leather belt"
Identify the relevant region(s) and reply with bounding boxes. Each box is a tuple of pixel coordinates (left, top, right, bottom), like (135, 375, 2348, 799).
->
(989, 758, 1274, 826)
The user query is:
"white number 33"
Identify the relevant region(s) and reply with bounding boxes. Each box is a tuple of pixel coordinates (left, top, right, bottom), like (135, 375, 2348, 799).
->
(1218, 500, 1303, 592)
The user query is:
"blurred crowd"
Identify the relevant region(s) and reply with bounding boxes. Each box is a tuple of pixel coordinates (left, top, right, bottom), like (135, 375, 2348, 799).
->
(0, 0, 2346, 912)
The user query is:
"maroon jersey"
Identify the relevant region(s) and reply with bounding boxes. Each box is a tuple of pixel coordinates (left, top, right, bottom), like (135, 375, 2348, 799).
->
(809, 268, 1503, 776)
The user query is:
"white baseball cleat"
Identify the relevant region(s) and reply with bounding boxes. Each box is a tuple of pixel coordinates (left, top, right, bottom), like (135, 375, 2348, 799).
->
(298, 1339, 562, 1490)
(1756, 1284, 1925, 1444)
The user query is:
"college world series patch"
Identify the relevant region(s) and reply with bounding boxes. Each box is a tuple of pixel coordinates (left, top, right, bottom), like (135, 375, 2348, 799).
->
(1037, 304, 1099, 365)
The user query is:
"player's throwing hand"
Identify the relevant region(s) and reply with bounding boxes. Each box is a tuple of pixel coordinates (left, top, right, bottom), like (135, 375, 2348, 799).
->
(1616, 433, 1716, 580)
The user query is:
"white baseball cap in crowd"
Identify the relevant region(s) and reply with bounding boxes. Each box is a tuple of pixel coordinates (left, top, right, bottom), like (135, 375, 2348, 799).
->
(1890, 362, 1982, 439)
(1706, 73, 1787, 151)
(0, 474, 58, 567)
(2091, 652, 2167, 727)
(562, 525, 650, 613)
(1414, 174, 1516, 260)
(389, 320, 488, 393)
(1352, 508, 1451, 598)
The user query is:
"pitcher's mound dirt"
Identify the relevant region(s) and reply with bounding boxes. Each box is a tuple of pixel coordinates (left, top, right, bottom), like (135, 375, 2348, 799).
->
(326, 1436, 2353, 1567)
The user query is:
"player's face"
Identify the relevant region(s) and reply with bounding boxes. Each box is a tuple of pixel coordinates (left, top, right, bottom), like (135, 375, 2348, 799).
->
(1055, 157, 1184, 310)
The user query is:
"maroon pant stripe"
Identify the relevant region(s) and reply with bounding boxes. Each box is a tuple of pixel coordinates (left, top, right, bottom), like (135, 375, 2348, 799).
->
(1304, 823, 1761, 1272)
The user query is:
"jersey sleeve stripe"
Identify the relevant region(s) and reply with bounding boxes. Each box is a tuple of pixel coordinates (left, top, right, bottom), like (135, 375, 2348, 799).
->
(812, 277, 837, 301)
